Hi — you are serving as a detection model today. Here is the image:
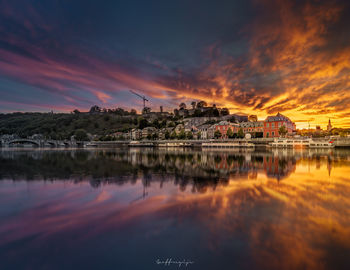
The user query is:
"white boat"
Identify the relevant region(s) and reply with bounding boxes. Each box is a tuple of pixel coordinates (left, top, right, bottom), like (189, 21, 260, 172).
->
(270, 138, 310, 148)
(202, 142, 254, 148)
(309, 139, 335, 148)
(158, 142, 193, 147)
(128, 141, 154, 147)
(270, 138, 334, 148)
(85, 143, 98, 147)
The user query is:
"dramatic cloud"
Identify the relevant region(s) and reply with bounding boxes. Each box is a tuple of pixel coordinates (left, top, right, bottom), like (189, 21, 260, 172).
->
(0, 0, 349, 128)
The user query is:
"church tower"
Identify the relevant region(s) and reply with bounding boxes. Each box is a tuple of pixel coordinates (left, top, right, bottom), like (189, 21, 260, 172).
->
(327, 118, 332, 131)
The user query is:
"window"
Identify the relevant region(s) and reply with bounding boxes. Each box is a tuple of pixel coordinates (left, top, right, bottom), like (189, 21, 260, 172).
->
(272, 123, 275, 128)
(272, 131, 275, 136)
(266, 132, 269, 138)
(278, 122, 281, 127)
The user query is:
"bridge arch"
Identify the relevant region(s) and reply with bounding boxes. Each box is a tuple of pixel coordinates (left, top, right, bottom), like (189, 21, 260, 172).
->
(45, 141, 57, 147)
(8, 139, 40, 147)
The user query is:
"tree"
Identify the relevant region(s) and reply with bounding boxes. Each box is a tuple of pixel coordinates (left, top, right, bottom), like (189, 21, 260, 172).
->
(237, 128, 244, 138)
(197, 101, 207, 108)
(142, 107, 151, 114)
(178, 130, 186, 139)
(213, 108, 220, 117)
(114, 108, 126, 115)
(279, 125, 288, 137)
(89, 105, 101, 114)
(179, 103, 187, 110)
(221, 108, 229, 116)
(227, 127, 234, 138)
(194, 109, 202, 117)
(167, 121, 175, 128)
(197, 131, 202, 139)
(152, 119, 160, 129)
(186, 131, 193, 139)
(191, 101, 197, 109)
(152, 133, 158, 140)
(138, 118, 148, 129)
(130, 109, 137, 115)
(75, 129, 88, 141)
(255, 132, 263, 138)
(73, 109, 80, 114)
(165, 130, 170, 139)
(160, 120, 167, 128)
(170, 131, 177, 139)
(214, 130, 222, 139)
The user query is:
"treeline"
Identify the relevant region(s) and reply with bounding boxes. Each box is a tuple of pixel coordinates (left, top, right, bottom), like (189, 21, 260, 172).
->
(0, 112, 138, 139)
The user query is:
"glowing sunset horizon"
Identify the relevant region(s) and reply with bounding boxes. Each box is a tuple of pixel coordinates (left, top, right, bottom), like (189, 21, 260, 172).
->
(1, 0, 350, 130)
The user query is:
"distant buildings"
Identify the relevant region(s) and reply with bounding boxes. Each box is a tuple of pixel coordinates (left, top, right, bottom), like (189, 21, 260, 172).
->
(173, 102, 231, 118)
(102, 101, 299, 140)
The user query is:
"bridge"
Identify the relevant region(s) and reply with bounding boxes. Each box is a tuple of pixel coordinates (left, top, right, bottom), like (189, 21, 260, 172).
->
(1, 139, 86, 148)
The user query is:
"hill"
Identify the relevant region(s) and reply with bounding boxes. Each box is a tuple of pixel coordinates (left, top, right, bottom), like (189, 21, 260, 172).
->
(0, 112, 139, 140)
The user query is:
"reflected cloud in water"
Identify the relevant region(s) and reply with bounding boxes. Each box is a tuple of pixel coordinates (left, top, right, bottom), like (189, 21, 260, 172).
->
(0, 148, 349, 270)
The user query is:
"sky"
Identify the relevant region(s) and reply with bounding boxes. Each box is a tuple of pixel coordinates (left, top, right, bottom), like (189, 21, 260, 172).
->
(0, 0, 350, 129)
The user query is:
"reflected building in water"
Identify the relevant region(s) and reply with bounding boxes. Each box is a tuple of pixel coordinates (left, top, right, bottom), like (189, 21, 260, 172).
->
(1, 148, 347, 192)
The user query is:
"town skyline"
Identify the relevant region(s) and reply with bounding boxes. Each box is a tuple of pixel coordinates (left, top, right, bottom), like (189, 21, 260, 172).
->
(1, 0, 350, 130)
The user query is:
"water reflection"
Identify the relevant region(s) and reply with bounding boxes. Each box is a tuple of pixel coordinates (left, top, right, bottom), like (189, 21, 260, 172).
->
(1, 148, 345, 188)
(0, 148, 349, 270)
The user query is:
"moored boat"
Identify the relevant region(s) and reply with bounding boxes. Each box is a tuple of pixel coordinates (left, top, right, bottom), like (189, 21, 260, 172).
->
(85, 143, 98, 147)
(158, 142, 193, 147)
(128, 141, 155, 147)
(202, 142, 254, 148)
(269, 138, 335, 148)
(309, 139, 334, 148)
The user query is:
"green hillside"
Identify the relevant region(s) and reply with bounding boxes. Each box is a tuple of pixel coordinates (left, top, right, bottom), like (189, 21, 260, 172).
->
(0, 112, 138, 140)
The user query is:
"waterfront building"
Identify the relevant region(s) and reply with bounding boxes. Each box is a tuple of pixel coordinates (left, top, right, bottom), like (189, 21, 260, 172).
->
(198, 124, 212, 139)
(239, 121, 264, 137)
(214, 121, 240, 139)
(207, 126, 216, 139)
(263, 113, 296, 138)
(142, 127, 157, 139)
(131, 128, 142, 140)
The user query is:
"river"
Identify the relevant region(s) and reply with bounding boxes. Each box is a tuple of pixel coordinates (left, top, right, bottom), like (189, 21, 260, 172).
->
(0, 148, 349, 270)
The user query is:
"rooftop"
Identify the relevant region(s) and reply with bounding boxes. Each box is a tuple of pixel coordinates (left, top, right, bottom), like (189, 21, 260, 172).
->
(265, 113, 293, 123)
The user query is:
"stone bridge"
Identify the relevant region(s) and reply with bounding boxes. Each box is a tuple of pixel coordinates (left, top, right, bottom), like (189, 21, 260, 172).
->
(1, 139, 86, 148)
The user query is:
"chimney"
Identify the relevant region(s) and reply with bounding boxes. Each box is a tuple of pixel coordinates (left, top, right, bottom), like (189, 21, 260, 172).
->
(160, 106, 163, 113)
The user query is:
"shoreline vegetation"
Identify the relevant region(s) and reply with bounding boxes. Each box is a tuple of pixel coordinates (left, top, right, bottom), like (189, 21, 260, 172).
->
(1, 104, 349, 142)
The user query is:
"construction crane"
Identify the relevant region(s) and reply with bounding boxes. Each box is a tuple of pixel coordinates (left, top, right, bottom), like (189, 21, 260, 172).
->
(129, 90, 149, 108)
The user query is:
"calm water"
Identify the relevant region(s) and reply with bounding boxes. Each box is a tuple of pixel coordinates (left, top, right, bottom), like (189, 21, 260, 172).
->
(0, 148, 349, 270)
